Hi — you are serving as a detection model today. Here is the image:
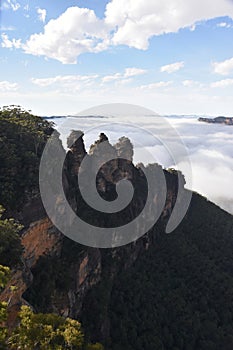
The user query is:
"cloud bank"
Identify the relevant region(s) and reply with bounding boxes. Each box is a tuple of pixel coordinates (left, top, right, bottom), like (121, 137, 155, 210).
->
(168, 117, 233, 214)
(56, 113, 233, 215)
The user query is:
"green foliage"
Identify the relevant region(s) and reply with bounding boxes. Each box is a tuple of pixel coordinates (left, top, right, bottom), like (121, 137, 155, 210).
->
(0, 265, 10, 349)
(0, 302, 7, 348)
(8, 306, 84, 350)
(7, 306, 104, 350)
(0, 206, 23, 347)
(0, 206, 23, 267)
(0, 105, 53, 209)
(0, 265, 10, 290)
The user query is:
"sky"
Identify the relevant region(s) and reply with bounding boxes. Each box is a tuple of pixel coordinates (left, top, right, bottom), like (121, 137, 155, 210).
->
(1, 0, 233, 116)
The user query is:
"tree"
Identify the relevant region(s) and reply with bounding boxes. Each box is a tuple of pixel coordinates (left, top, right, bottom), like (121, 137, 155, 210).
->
(0, 265, 10, 349)
(8, 306, 83, 349)
(0, 206, 23, 267)
(7, 306, 102, 350)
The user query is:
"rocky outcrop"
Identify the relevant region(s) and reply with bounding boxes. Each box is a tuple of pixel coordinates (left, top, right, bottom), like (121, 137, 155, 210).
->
(115, 136, 133, 162)
(67, 130, 87, 176)
(0, 130, 182, 335)
(89, 133, 119, 185)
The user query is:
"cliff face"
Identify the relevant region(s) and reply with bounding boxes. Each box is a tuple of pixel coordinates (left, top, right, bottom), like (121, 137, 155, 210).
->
(0, 131, 179, 334)
(22, 218, 62, 268)
(0, 217, 62, 328)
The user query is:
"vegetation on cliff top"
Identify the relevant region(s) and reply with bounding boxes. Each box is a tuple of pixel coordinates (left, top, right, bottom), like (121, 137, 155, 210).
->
(0, 105, 53, 209)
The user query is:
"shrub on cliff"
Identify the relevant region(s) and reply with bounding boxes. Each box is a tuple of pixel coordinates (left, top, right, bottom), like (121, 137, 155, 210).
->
(0, 206, 23, 267)
(0, 265, 10, 349)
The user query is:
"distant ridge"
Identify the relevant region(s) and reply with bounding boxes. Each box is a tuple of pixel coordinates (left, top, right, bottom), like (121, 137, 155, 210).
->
(42, 116, 67, 119)
(69, 115, 108, 119)
(198, 116, 233, 125)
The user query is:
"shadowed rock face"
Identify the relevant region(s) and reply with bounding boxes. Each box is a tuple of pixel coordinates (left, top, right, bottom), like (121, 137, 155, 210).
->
(198, 116, 233, 125)
(66, 130, 87, 176)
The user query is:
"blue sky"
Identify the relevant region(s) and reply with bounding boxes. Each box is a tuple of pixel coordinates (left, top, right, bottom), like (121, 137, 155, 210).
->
(1, 0, 233, 115)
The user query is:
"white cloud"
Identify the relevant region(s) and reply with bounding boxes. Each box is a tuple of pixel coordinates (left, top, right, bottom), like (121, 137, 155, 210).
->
(31, 74, 99, 87)
(217, 22, 231, 28)
(105, 0, 233, 49)
(213, 57, 233, 75)
(167, 118, 233, 214)
(183, 80, 195, 87)
(32, 70, 143, 88)
(211, 78, 233, 88)
(1, 33, 21, 49)
(37, 8, 47, 23)
(160, 61, 184, 73)
(24, 7, 110, 64)
(0, 80, 19, 91)
(3, 0, 20, 11)
(24, 4, 30, 17)
(124, 67, 147, 77)
(4, 0, 233, 63)
(102, 73, 122, 83)
(182, 80, 203, 88)
(5, 80, 233, 118)
(140, 81, 173, 89)
(116, 78, 133, 86)
(0, 26, 16, 31)
(102, 67, 146, 83)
